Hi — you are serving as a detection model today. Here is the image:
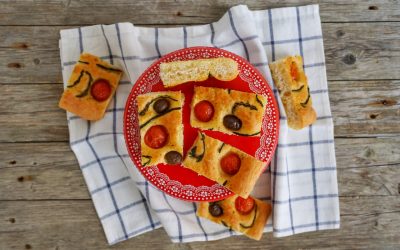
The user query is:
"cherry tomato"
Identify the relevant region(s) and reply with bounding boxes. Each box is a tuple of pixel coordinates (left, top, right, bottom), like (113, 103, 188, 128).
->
(144, 125, 168, 149)
(290, 62, 299, 81)
(220, 152, 241, 175)
(235, 196, 255, 215)
(194, 100, 214, 122)
(91, 79, 112, 102)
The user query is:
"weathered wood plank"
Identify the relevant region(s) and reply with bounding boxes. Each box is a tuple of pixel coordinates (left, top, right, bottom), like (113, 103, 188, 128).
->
(0, 138, 398, 200)
(0, 110, 68, 143)
(338, 165, 400, 197)
(1, 79, 399, 142)
(0, 0, 399, 26)
(1, 23, 400, 84)
(0, 197, 398, 249)
(0, 143, 75, 169)
(335, 137, 400, 169)
(330, 80, 400, 137)
(0, 165, 87, 200)
(0, 49, 63, 84)
(323, 23, 400, 81)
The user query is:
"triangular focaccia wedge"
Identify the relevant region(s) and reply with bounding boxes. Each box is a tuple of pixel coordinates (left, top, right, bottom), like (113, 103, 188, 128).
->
(197, 194, 271, 240)
(137, 91, 184, 166)
(183, 132, 265, 198)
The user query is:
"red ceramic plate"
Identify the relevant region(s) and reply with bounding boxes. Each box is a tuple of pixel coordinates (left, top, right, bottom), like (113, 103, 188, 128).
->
(124, 47, 279, 202)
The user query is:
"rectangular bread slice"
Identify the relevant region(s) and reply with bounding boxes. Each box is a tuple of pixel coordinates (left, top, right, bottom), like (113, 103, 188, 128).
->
(197, 194, 271, 240)
(137, 91, 184, 166)
(191, 86, 267, 136)
(59, 53, 122, 121)
(160, 57, 239, 87)
(269, 55, 316, 130)
(183, 132, 265, 198)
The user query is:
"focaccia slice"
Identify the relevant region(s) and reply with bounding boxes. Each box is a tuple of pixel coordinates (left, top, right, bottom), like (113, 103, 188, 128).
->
(160, 58, 239, 87)
(137, 91, 184, 166)
(59, 53, 122, 120)
(191, 86, 267, 136)
(269, 55, 316, 130)
(183, 132, 265, 198)
(197, 194, 271, 240)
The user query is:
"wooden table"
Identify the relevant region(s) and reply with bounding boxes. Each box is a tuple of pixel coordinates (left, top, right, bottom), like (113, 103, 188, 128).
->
(1, 1, 399, 249)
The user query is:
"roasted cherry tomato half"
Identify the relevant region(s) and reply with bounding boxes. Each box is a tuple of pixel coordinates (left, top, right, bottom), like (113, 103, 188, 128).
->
(91, 79, 112, 102)
(235, 196, 255, 215)
(220, 152, 241, 175)
(290, 62, 299, 81)
(194, 100, 214, 122)
(144, 125, 169, 149)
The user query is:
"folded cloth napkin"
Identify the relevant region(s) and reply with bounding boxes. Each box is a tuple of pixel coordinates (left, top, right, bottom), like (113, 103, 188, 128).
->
(59, 4, 339, 244)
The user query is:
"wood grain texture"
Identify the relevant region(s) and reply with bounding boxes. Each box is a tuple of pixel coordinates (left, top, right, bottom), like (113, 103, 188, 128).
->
(0, 137, 398, 200)
(330, 80, 400, 137)
(335, 137, 400, 169)
(323, 23, 400, 81)
(0, 79, 398, 142)
(0, 23, 400, 84)
(0, 197, 398, 249)
(0, 0, 399, 26)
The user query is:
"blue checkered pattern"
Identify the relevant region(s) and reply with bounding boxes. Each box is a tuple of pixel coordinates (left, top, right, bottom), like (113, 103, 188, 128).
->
(59, 4, 339, 244)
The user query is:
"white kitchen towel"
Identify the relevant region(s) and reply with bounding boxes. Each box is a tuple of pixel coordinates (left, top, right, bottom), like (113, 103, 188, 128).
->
(59, 4, 339, 244)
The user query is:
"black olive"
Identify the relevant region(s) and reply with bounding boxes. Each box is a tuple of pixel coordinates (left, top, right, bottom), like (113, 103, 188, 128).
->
(208, 203, 223, 217)
(153, 98, 170, 114)
(164, 151, 182, 165)
(223, 115, 242, 131)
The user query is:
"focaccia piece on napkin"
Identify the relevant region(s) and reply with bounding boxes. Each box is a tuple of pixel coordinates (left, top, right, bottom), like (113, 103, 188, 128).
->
(183, 132, 265, 198)
(191, 86, 266, 136)
(160, 58, 239, 87)
(137, 91, 184, 166)
(59, 53, 122, 121)
(197, 194, 271, 240)
(269, 55, 316, 129)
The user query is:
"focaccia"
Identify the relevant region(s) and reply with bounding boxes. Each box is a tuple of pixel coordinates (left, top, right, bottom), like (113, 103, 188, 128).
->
(183, 132, 265, 198)
(269, 55, 316, 130)
(197, 194, 271, 240)
(59, 53, 122, 120)
(160, 58, 239, 87)
(137, 91, 184, 166)
(190, 86, 266, 136)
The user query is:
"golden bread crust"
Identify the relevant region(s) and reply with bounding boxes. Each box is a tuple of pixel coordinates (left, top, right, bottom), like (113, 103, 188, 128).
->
(197, 195, 271, 240)
(58, 53, 122, 120)
(160, 58, 239, 87)
(137, 91, 183, 166)
(183, 132, 265, 198)
(269, 55, 317, 130)
(190, 86, 267, 136)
